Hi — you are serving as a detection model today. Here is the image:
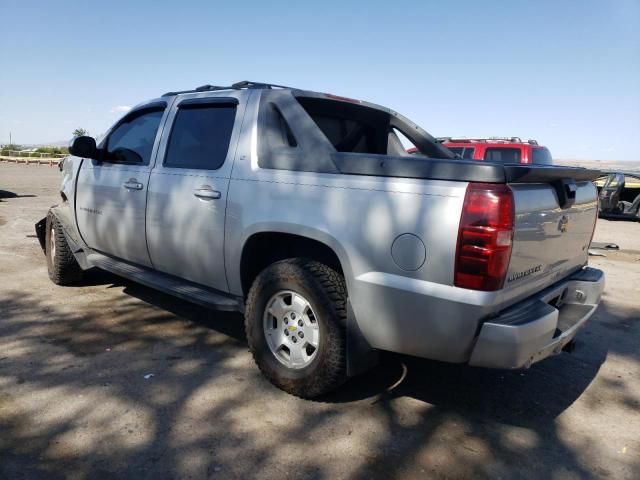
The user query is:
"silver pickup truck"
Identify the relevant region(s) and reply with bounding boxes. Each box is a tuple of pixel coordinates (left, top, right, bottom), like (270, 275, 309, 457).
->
(37, 81, 604, 398)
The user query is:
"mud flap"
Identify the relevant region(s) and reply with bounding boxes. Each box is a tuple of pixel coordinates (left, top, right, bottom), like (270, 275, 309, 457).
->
(35, 217, 47, 252)
(346, 299, 379, 377)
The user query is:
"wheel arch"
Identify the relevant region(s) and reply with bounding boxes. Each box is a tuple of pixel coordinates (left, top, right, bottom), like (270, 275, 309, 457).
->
(238, 228, 378, 379)
(236, 225, 352, 297)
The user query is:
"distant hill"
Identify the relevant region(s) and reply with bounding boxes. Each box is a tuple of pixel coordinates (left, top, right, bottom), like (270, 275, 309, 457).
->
(555, 159, 640, 173)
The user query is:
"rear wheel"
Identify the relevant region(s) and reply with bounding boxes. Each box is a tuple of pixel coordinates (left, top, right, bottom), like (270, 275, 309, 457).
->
(245, 258, 347, 398)
(46, 213, 82, 285)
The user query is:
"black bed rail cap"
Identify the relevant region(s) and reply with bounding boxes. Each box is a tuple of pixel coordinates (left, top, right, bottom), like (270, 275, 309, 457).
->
(504, 165, 602, 183)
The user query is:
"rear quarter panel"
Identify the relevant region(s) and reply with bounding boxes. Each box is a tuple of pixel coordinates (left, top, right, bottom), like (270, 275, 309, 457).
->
(225, 99, 481, 359)
(226, 164, 473, 357)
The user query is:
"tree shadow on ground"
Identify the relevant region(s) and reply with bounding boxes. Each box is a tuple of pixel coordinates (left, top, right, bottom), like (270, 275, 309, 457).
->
(0, 280, 638, 479)
(0, 190, 36, 201)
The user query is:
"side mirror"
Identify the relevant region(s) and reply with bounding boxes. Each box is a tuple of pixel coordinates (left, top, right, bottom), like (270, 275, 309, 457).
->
(69, 136, 98, 159)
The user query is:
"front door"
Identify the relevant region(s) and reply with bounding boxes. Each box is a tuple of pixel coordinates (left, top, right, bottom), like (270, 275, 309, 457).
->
(599, 173, 624, 212)
(146, 94, 245, 292)
(75, 105, 167, 266)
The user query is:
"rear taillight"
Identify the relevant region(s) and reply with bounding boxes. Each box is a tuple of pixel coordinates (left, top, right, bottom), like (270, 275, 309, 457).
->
(455, 183, 515, 291)
(589, 196, 599, 248)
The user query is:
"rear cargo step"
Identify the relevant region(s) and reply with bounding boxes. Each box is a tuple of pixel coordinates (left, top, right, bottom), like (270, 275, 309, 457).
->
(86, 252, 243, 312)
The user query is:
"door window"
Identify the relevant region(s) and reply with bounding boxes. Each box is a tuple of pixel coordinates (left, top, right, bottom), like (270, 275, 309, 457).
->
(447, 146, 475, 159)
(604, 174, 622, 189)
(164, 104, 237, 170)
(105, 109, 164, 164)
(462, 147, 475, 159)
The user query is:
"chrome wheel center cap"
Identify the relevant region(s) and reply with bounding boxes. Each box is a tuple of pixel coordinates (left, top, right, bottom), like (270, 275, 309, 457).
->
(263, 290, 320, 369)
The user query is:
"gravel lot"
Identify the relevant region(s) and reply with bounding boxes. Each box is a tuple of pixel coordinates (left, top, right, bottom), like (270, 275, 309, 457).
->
(1, 163, 638, 479)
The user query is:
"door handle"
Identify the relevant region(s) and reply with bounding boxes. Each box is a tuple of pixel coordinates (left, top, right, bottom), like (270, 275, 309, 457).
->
(123, 179, 143, 190)
(193, 187, 221, 200)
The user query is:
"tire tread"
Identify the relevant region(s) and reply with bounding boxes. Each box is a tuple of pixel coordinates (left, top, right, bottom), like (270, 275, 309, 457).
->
(47, 214, 82, 285)
(245, 258, 347, 398)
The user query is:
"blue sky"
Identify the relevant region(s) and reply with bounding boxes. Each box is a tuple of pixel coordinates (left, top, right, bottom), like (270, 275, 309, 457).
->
(1, 0, 638, 160)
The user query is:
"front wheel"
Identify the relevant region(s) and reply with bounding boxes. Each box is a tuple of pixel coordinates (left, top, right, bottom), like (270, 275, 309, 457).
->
(245, 258, 348, 398)
(46, 213, 82, 285)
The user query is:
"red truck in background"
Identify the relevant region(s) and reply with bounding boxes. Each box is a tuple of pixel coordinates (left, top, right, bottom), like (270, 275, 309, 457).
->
(410, 137, 554, 165)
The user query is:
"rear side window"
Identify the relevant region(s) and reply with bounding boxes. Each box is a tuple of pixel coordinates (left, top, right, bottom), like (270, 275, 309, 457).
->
(105, 109, 164, 164)
(484, 147, 521, 164)
(532, 147, 553, 165)
(462, 147, 475, 159)
(164, 104, 236, 170)
(446, 146, 475, 159)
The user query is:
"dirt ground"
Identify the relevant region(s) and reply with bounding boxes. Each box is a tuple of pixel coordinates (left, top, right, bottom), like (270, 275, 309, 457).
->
(1, 163, 638, 480)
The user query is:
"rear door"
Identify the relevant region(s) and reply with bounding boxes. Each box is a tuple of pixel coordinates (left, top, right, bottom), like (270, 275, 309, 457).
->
(75, 103, 168, 266)
(145, 93, 246, 292)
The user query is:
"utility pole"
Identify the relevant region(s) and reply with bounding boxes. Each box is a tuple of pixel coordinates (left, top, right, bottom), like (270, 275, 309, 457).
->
(9, 131, 11, 145)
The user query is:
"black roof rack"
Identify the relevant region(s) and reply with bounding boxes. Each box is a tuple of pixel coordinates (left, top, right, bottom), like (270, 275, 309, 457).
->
(436, 136, 540, 145)
(231, 80, 293, 90)
(162, 80, 295, 97)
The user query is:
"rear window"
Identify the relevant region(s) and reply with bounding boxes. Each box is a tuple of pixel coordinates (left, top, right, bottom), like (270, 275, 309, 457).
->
(297, 97, 389, 155)
(484, 147, 521, 164)
(164, 104, 236, 170)
(532, 147, 553, 165)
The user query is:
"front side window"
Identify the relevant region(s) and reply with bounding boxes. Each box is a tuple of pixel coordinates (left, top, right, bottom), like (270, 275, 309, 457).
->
(164, 104, 236, 170)
(484, 147, 521, 164)
(105, 109, 164, 164)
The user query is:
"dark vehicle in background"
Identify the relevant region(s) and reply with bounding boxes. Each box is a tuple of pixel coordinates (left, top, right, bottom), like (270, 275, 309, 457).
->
(597, 171, 640, 220)
(439, 137, 554, 165)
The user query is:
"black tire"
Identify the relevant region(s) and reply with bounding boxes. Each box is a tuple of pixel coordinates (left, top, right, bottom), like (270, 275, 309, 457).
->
(46, 213, 82, 285)
(245, 258, 347, 398)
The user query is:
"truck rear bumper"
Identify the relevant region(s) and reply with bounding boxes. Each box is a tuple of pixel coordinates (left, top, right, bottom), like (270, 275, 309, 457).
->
(468, 267, 604, 369)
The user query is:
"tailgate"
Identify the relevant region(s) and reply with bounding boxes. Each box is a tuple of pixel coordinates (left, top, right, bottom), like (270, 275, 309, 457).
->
(503, 166, 599, 297)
